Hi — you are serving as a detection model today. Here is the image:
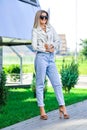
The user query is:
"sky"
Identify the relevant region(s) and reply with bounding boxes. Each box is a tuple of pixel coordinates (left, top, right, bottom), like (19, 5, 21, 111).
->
(39, 0, 87, 51)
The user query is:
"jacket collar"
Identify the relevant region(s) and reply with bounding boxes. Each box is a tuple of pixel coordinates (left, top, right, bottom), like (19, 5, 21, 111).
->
(37, 24, 51, 32)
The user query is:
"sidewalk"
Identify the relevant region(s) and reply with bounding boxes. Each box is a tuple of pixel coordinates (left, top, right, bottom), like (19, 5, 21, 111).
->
(75, 75, 87, 88)
(6, 75, 87, 89)
(1, 100, 87, 130)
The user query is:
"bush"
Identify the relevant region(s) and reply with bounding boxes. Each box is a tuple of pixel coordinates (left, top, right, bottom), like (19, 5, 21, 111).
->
(60, 61, 79, 93)
(4, 64, 20, 82)
(0, 70, 7, 109)
(4, 64, 20, 74)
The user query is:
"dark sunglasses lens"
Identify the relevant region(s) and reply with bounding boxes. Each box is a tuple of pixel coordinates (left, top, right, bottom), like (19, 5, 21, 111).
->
(45, 16, 48, 20)
(40, 16, 48, 20)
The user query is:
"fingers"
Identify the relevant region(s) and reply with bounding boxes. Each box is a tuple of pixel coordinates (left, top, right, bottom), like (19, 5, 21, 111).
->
(44, 44, 49, 49)
(49, 48, 54, 52)
(44, 44, 54, 52)
(44, 44, 54, 49)
(46, 48, 54, 52)
(50, 44, 54, 48)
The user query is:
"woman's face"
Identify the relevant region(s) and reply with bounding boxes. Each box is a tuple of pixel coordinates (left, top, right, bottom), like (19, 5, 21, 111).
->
(39, 12, 48, 25)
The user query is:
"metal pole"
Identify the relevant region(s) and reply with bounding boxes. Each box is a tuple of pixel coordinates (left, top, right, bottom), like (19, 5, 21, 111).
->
(20, 57, 23, 84)
(10, 46, 23, 84)
(75, 0, 78, 63)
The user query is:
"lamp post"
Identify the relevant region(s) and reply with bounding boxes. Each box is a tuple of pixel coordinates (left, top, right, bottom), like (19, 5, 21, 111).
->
(74, 0, 78, 63)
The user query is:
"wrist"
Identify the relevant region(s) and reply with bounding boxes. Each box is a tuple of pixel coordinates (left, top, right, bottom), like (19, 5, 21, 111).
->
(46, 48, 50, 52)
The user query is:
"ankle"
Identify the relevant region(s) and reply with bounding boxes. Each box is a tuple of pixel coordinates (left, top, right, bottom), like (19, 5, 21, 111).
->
(59, 106, 67, 113)
(59, 105, 65, 109)
(40, 107, 46, 116)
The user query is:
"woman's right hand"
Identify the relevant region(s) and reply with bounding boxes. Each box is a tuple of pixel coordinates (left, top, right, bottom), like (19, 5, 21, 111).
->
(44, 44, 49, 49)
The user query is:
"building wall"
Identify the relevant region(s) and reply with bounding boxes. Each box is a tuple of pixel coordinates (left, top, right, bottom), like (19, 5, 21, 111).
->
(59, 34, 67, 55)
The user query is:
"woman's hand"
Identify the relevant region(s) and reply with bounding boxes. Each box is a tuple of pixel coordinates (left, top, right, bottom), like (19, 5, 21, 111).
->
(44, 44, 54, 52)
(44, 44, 49, 49)
(49, 47, 54, 52)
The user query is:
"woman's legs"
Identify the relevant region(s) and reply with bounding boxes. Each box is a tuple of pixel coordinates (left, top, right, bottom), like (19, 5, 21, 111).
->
(47, 62, 65, 106)
(46, 58, 69, 118)
(35, 53, 69, 119)
(35, 53, 48, 116)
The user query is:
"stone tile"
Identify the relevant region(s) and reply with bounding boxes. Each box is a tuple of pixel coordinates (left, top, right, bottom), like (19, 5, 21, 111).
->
(1, 100, 87, 130)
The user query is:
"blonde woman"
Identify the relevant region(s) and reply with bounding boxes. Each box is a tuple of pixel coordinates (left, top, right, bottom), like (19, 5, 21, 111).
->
(32, 10, 69, 120)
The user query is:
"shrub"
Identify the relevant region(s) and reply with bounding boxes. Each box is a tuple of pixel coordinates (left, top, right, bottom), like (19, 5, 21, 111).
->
(60, 61, 79, 93)
(0, 70, 7, 109)
(4, 64, 20, 74)
(4, 64, 20, 82)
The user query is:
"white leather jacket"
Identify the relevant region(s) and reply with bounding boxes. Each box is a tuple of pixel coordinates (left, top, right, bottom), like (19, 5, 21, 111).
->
(32, 24, 61, 52)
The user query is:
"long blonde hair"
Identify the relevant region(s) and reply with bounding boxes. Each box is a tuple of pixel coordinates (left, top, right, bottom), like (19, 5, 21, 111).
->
(33, 10, 49, 28)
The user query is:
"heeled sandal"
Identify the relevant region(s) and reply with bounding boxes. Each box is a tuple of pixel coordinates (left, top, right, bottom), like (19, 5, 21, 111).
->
(40, 114, 48, 120)
(59, 108, 70, 119)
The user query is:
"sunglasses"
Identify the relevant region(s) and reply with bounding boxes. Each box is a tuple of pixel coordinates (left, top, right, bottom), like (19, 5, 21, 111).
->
(40, 15, 48, 20)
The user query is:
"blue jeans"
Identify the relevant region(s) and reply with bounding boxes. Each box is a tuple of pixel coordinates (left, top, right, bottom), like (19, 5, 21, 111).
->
(35, 52, 65, 107)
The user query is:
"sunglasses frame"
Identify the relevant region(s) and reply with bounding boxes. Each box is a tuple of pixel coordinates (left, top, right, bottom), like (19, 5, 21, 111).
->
(40, 15, 48, 20)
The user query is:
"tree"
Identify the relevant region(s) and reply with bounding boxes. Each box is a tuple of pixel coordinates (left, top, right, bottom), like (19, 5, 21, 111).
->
(80, 39, 87, 59)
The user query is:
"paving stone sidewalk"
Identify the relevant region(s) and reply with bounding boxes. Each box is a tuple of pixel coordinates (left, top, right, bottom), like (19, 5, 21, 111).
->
(1, 100, 87, 130)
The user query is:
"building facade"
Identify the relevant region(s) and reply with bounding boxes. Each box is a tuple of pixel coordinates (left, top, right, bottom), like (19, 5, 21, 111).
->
(59, 34, 67, 55)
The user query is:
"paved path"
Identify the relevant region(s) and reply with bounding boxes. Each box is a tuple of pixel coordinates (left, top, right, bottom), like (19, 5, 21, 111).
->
(6, 75, 87, 89)
(1, 100, 87, 130)
(75, 75, 87, 88)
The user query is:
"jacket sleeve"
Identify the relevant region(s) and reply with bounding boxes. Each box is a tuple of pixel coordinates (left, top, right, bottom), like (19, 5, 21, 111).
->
(31, 28, 46, 52)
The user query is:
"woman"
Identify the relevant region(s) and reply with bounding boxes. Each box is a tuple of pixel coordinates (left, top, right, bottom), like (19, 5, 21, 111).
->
(32, 10, 69, 120)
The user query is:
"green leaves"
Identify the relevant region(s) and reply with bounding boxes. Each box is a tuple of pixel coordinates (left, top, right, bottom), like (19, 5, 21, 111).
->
(0, 70, 7, 108)
(60, 61, 79, 93)
(80, 39, 87, 59)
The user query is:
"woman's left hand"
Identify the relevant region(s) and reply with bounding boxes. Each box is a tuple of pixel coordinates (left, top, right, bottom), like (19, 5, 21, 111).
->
(44, 44, 54, 52)
(49, 47, 54, 52)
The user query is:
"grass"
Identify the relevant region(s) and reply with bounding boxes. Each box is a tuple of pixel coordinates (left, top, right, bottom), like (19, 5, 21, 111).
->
(1, 55, 87, 128)
(3, 56, 87, 74)
(55, 56, 87, 75)
(0, 87, 87, 129)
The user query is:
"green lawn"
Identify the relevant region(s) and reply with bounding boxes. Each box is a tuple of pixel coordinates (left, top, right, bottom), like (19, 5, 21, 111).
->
(55, 56, 87, 75)
(0, 87, 87, 129)
(1, 55, 87, 129)
(3, 55, 87, 74)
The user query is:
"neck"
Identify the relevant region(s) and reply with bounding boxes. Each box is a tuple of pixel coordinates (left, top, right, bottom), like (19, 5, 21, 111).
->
(41, 25, 46, 32)
(40, 23, 46, 27)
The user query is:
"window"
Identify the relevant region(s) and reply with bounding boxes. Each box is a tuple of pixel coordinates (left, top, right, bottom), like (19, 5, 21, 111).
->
(18, 0, 39, 7)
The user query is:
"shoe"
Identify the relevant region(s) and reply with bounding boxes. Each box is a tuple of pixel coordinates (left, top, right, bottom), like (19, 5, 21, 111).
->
(40, 115, 48, 120)
(59, 107, 70, 119)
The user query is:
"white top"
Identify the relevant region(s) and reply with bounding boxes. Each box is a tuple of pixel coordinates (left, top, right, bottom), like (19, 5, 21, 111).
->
(32, 24, 61, 52)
